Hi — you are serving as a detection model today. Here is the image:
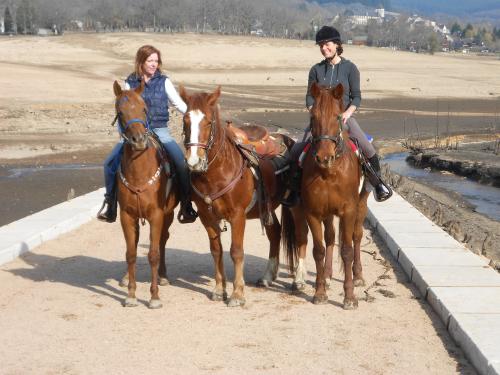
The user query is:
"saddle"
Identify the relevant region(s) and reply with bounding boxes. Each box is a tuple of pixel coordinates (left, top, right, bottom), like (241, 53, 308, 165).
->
(227, 122, 283, 157)
(227, 121, 292, 226)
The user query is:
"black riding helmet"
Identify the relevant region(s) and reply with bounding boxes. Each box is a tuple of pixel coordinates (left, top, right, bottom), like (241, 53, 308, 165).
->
(315, 26, 341, 45)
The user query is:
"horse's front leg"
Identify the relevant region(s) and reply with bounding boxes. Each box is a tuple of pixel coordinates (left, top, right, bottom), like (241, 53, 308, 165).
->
(199, 212, 227, 302)
(324, 215, 335, 289)
(257, 211, 280, 287)
(147, 212, 164, 309)
(158, 210, 175, 286)
(120, 211, 140, 307)
(306, 214, 328, 304)
(228, 212, 246, 307)
(340, 211, 358, 310)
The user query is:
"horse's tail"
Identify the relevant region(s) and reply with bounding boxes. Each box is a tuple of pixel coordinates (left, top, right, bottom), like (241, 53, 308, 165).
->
(281, 206, 297, 273)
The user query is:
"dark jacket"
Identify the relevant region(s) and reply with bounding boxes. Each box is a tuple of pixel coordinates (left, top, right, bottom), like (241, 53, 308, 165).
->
(306, 57, 361, 111)
(126, 71, 169, 129)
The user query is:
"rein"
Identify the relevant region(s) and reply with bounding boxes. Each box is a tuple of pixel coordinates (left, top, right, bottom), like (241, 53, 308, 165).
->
(188, 110, 245, 209)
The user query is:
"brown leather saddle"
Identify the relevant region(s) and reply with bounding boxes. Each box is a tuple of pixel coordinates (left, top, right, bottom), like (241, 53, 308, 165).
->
(226, 121, 293, 226)
(227, 122, 282, 157)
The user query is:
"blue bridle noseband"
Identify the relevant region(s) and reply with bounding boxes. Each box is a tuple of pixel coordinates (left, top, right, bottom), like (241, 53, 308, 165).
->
(112, 95, 152, 144)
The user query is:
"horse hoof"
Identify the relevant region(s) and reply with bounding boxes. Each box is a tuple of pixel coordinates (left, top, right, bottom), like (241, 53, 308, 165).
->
(312, 295, 328, 305)
(343, 298, 359, 310)
(354, 278, 366, 287)
(256, 278, 270, 288)
(211, 291, 227, 302)
(291, 282, 305, 292)
(123, 297, 138, 307)
(227, 297, 246, 307)
(149, 299, 163, 309)
(159, 277, 170, 286)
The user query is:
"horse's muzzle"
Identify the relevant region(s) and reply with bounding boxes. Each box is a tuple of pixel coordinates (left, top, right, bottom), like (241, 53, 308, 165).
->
(130, 133, 148, 151)
(315, 153, 336, 169)
(187, 156, 208, 173)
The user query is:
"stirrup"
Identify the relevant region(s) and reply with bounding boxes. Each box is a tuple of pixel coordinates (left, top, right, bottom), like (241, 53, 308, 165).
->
(177, 204, 198, 224)
(97, 199, 117, 223)
(280, 190, 300, 207)
(374, 182, 392, 202)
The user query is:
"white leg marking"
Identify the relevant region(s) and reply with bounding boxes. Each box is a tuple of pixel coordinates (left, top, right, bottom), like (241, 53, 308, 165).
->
(294, 258, 306, 285)
(187, 110, 204, 167)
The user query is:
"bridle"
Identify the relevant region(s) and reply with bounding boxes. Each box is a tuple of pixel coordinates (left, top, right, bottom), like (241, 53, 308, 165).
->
(183, 110, 224, 167)
(310, 113, 346, 161)
(111, 95, 151, 144)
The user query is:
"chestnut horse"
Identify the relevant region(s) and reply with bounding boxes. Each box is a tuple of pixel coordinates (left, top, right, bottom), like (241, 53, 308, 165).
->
(179, 86, 308, 307)
(288, 82, 369, 309)
(113, 81, 178, 309)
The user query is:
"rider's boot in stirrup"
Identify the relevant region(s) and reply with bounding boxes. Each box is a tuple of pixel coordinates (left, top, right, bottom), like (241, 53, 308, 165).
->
(178, 197, 198, 224)
(280, 162, 302, 207)
(366, 154, 392, 202)
(97, 191, 118, 223)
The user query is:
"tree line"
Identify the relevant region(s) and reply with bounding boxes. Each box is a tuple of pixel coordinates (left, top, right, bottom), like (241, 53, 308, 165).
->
(3, 0, 500, 52)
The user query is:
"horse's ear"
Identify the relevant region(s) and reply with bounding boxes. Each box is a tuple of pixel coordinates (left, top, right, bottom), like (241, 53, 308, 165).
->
(310, 82, 321, 99)
(135, 80, 145, 95)
(179, 85, 189, 104)
(331, 83, 344, 100)
(113, 81, 122, 97)
(208, 86, 221, 106)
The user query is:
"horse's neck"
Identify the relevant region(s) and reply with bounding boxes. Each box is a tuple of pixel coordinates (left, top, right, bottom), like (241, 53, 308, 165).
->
(122, 145, 160, 181)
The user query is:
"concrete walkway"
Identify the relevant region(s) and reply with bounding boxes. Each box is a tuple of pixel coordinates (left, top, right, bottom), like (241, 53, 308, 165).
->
(0, 189, 498, 374)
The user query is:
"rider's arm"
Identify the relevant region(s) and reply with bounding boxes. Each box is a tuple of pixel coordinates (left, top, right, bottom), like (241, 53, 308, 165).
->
(165, 78, 187, 115)
(305, 66, 317, 110)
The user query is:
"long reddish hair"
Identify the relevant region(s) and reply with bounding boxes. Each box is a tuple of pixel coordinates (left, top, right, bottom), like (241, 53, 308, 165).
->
(134, 45, 163, 77)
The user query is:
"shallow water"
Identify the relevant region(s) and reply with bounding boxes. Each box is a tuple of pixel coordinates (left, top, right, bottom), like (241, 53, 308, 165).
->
(383, 153, 500, 221)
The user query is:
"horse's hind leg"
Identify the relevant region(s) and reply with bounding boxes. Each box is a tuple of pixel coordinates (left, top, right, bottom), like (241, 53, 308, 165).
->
(228, 213, 246, 307)
(291, 207, 308, 292)
(158, 210, 174, 286)
(120, 211, 140, 307)
(257, 211, 280, 287)
(340, 212, 358, 310)
(199, 213, 227, 302)
(353, 190, 370, 287)
(148, 214, 164, 309)
(324, 215, 335, 289)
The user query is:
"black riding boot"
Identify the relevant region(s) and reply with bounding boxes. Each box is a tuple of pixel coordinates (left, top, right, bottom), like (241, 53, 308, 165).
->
(366, 155, 392, 202)
(177, 178, 198, 224)
(280, 162, 302, 207)
(97, 190, 117, 223)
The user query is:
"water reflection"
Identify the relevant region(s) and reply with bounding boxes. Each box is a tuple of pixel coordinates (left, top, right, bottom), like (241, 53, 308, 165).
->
(0, 164, 101, 179)
(383, 153, 500, 221)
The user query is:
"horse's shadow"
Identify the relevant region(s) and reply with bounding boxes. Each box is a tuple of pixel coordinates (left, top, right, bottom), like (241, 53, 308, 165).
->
(6, 246, 291, 304)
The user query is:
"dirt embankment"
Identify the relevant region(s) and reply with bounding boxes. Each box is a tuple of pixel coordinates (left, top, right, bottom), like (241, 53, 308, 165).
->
(381, 163, 500, 269)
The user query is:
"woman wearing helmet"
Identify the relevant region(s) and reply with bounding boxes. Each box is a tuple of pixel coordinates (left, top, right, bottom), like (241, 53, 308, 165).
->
(281, 26, 392, 206)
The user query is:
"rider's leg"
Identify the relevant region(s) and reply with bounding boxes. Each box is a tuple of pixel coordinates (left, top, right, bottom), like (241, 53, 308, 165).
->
(97, 142, 123, 222)
(344, 118, 392, 202)
(152, 127, 198, 223)
(280, 141, 306, 207)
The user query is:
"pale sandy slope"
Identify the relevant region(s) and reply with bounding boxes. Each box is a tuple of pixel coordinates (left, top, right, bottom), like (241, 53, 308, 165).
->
(0, 215, 474, 374)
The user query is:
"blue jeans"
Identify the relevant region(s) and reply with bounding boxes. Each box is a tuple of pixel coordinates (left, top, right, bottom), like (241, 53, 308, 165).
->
(103, 127, 190, 200)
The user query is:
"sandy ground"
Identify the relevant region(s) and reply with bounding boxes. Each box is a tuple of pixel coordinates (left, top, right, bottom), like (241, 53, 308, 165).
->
(0, 215, 475, 374)
(0, 32, 498, 373)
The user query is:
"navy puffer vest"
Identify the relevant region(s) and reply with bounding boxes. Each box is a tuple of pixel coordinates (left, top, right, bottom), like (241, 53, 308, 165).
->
(126, 71, 169, 129)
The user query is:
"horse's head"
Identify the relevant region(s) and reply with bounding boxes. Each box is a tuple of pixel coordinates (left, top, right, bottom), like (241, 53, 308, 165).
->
(179, 85, 221, 173)
(309, 82, 344, 169)
(113, 80, 149, 151)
